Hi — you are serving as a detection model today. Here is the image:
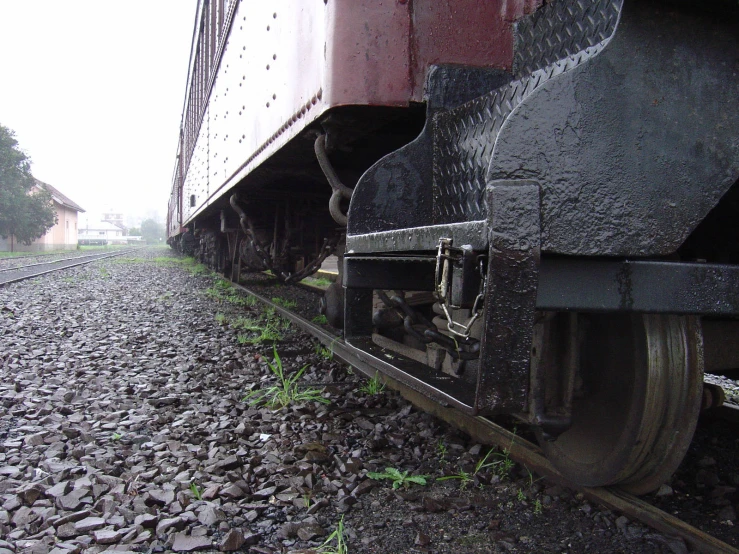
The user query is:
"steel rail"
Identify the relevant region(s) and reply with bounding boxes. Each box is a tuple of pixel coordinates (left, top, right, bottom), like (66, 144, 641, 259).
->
(232, 280, 739, 554)
(0, 248, 144, 286)
(0, 250, 129, 273)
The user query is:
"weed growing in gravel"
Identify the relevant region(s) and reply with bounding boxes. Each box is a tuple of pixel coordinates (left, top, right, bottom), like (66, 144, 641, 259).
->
(243, 347, 328, 408)
(475, 446, 515, 479)
(271, 297, 298, 309)
(241, 323, 282, 345)
(534, 499, 543, 514)
(111, 432, 122, 441)
(113, 257, 147, 264)
(437, 446, 516, 489)
(436, 470, 473, 489)
(474, 440, 516, 479)
(317, 515, 348, 554)
(244, 294, 258, 307)
(205, 279, 251, 306)
(315, 342, 333, 360)
(99, 267, 110, 278)
(494, 449, 515, 478)
(312, 314, 329, 325)
(517, 489, 526, 502)
(301, 276, 333, 288)
(215, 313, 228, 325)
(189, 482, 203, 501)
(437, 441, 448, 464)
(231, 316, 261, 331)
(358, 372, 385, 395)
(189, 263, 209, 276)
(205, 279, 232, 299)
(225, 292, 249, 306)
(367, 467, 428, 489)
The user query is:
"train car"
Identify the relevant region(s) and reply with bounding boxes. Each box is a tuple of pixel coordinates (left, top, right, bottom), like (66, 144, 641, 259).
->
(167, 0, 739, 494)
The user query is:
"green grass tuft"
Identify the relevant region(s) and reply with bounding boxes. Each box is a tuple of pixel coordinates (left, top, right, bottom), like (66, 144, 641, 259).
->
(358, 372, 385, 395)
(271, 297, 298, 309)
(317, 515, 348, 554)
(243, 347, 329, 408)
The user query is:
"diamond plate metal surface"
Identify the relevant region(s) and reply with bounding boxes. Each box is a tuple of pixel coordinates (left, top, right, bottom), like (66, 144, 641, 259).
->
(514, 0, 621, 78)
(432, 0, 622, 224)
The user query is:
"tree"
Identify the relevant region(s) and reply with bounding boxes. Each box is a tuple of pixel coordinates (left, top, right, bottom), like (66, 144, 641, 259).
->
(0, 125, 57, 251)
(128, 227, 141, 237)
(140, 218, 165, 244)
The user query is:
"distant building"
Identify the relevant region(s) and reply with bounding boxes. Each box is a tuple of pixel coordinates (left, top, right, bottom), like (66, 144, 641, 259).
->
(78, 221, 131, 245)
(102, 211, 127, 233)
(0, 179, 85, 252)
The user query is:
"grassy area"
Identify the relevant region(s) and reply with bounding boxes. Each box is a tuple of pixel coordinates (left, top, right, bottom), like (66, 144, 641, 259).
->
(114, 255, 210, 276)
(300, 275, 334, 288)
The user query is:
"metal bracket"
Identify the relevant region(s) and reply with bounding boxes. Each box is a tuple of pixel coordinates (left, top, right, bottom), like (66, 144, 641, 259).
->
(476, 180, 541, 413)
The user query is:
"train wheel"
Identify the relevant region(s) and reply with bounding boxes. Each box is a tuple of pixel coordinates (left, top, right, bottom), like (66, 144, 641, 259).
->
(539, 314, 703, 494)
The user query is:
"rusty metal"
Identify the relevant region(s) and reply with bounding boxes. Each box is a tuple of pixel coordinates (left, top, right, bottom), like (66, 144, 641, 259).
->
(529, 312, 577, 440)
(314, 134, 353, 227)
(539, 314, 704, 495)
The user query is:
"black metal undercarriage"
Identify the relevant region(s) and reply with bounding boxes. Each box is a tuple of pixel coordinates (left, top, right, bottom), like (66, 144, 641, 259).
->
(184, 0, 739, 493)
(338, 0, 739, 492)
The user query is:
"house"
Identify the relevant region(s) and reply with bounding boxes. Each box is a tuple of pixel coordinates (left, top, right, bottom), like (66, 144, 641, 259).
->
(0, 179, 85, 252)
(102, 211, 127, 233)
(78, 220, 130, 246)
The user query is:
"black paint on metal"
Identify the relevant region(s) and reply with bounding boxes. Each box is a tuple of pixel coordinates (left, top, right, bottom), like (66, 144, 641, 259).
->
(489, 0, 739, 256)
(347, 67, 511, 237)
(346, 125, 434, 235)
(475, 182, 541, 414)
(344, 256, 436, 291)
(343, 0, 739, 417)
(432, 0, 622, 226)
(537, 259, 739, 316)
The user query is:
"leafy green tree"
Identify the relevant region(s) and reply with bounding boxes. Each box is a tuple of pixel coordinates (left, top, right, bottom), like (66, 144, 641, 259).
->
(140, 218, 165, 244)
(128, 226, 141, 236)
(0, 125, 57, 251)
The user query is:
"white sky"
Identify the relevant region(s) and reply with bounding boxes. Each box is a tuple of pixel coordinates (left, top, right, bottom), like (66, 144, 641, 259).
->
(0, 1, 198, 223)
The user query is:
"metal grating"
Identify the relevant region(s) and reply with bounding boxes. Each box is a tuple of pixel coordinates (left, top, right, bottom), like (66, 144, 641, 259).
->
(514, 0, 621, 78)
(432, 0, 622, 224)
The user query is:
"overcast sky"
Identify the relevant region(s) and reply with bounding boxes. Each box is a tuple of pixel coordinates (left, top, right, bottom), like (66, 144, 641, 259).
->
(0, 1, 198, 223)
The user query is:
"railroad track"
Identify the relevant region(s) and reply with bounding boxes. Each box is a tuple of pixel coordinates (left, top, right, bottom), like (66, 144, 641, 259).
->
(230, 277, 738, 554)
(0, 248, 143, 286)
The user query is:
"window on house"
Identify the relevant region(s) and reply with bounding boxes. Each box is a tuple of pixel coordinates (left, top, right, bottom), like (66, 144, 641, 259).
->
(190, 194, 196, 207)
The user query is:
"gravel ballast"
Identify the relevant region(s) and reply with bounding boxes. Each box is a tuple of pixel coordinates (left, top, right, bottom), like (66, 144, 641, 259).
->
(0, 247, 736, 553)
